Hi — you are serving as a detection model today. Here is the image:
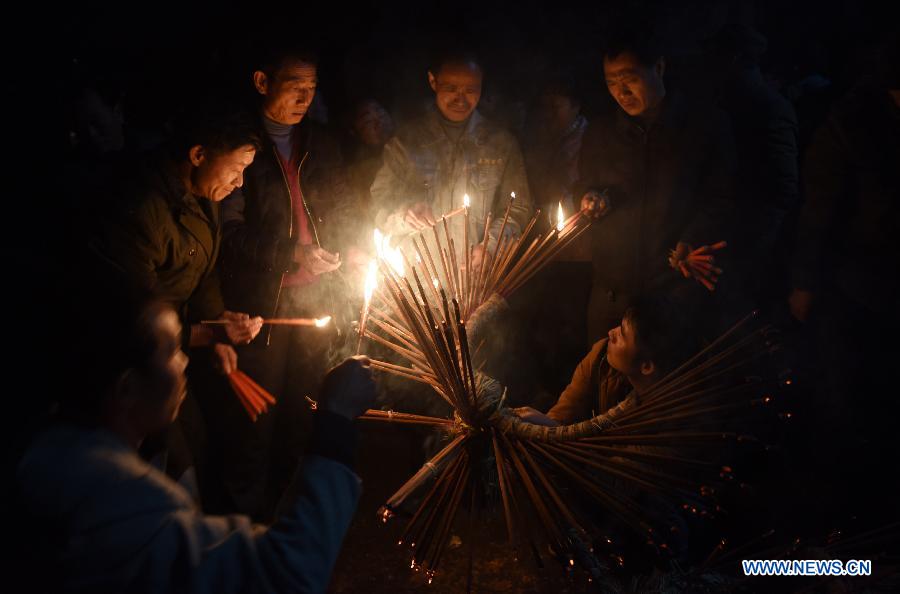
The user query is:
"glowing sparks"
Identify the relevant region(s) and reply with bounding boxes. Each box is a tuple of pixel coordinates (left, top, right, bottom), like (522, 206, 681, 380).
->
(314, 316, 331, 328)
(556, 201, 565, 232)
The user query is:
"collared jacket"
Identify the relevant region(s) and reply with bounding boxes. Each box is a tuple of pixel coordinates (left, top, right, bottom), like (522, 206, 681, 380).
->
(546, 338, 633, 425)
(219, 118, 354, 318)
(370, 106, 533, 251)
(576, 91, 736, 297)
(89, 155, 225, 331)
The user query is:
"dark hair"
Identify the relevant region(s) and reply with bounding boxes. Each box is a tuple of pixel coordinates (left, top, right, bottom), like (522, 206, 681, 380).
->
(429, 48, 482, 76)
(623, 294, 694, 375)
(538, 73, 581, 104)
(60, 270, 172, 416)
(170, 103, 262, 160)
(256, 44, 319, 79)
(603, 29, 664, 69)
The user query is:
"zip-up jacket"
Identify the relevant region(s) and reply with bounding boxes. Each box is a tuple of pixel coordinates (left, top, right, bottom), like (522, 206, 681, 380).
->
(220, 117, 354, 317)
(575, 91, 736, 296)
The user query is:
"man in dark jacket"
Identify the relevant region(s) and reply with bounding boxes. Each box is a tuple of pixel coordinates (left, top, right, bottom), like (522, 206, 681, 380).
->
(215, 47, 361, 520)
(788, 38, 900, 516)
(577, 31, 736, 342)
(704, 24, 800, 305)
(89, 107, 265, 489)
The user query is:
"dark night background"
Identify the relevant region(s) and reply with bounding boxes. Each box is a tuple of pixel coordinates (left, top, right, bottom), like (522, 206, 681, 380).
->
(6, 1, 898, 592)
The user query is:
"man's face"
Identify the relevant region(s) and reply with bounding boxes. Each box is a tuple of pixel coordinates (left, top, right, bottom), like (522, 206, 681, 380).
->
(606, 317, 646, 376)
(428, 62, 483, 122)
(257, 60, 318, 125)
(191, 144, 256, 202)
(537, 92, 580, 137)
(603, 52, 665, 117)
(354, 100, 394, 147)
(137, 307, 189, 431)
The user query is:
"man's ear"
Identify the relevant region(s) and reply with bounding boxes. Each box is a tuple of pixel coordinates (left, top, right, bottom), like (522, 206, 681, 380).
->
(188, 145, 205, 167)
(111, 368, 139, 411)
(640, 359, 657, 377)
(427, 71, 438, 93)
(253, 70, 268, 95)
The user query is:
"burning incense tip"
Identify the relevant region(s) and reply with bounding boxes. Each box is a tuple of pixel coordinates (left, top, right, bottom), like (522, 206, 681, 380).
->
(463, 193, 470, 208)
(314, 316, 331, 327)
(556, 201, 565, 232)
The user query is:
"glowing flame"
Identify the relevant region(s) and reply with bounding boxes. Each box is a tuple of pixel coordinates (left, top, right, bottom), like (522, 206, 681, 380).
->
(364, 260, 377, 304)
(510, 191, 516, 200)
(556, 201, 565, 232)
(314, 316, 331, 328)
(463, 193, 470, 208)
(373, 228, 404, 276)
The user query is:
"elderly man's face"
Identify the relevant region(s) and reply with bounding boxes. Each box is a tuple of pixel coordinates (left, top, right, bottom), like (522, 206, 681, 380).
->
(133, 307, 189, 433)
(256, 59, 318, 125)
(604, 52, 665, 117)
(189, 144, 256, 202)
(428, 61, 483, 123)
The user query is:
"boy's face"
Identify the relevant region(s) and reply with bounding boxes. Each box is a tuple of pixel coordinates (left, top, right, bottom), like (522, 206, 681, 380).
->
(607, 317, 646, 376)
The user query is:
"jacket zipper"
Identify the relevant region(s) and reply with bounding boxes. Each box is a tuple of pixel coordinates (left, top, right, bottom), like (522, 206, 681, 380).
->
(267, 146, 297, 344)
(296, 151, 321, 248)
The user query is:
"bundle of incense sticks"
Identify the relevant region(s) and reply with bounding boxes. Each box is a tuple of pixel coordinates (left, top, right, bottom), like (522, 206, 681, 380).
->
(360, 224, 787, 584)
(227, 369, 276, 421)
(669, 241, 728, 291)
(357, 197, 592, 385)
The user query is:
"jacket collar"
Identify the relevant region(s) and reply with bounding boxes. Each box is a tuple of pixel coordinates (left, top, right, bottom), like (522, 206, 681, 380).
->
(422, 104, 487, 147)
(615, 89, 687, 139)
(154, 157, 218, 258)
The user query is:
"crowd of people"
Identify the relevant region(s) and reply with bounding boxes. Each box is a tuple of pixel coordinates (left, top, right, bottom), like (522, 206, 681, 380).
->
(9, 14, 899, 592)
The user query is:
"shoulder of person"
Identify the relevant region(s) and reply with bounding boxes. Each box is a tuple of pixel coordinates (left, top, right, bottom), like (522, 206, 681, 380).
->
(17, 425, 191, 519)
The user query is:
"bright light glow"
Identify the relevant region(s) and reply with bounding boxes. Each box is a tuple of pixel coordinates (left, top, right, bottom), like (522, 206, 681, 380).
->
(463, 193, 470, 208)
(556, 201, 565, 232)
(314, 316, 331, 328)
(373, 228, 404, 276)
(364, 259, 378, 304)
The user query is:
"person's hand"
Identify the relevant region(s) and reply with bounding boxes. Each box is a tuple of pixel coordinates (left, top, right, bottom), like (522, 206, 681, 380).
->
(318, 356, 376, 421)
(580, 190, 611, 219)
(220, 310, 263, 345)
(295, 244, 342, 275)
(788, 289, 814, 323)
(512, 406, 560, 427)
(403, 202, 436, 230)
(669, 241, 726, 292)
(212, 343, 238, 375)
